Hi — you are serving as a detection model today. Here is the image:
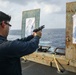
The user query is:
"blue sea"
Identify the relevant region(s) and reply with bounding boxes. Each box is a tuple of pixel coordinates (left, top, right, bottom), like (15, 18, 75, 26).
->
(8, 28, 66, 48)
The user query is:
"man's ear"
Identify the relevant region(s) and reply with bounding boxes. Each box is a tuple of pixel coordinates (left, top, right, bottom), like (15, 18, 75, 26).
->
(1, 21, 5, 28)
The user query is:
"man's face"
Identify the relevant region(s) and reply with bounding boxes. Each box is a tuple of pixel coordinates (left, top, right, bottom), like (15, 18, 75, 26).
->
(1, 21, 11, 37)
(4, 21, 11, 37)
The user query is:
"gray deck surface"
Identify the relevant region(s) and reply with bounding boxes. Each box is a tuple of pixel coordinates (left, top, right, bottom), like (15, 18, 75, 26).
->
(21, 61, 76, 75)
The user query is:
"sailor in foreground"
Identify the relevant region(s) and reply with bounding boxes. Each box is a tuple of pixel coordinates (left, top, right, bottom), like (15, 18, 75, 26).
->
(0, 11, 42, 75)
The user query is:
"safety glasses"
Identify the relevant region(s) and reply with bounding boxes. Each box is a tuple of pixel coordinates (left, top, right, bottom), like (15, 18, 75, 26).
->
(0, 21, 12, 27)
(4, 22, 12, 27)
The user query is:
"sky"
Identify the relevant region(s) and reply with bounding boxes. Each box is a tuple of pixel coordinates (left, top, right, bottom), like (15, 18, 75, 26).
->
(0, 0, 76, 30)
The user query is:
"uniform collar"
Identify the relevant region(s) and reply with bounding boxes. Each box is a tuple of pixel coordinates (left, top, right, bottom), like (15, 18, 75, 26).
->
(0, 35, 7, 41)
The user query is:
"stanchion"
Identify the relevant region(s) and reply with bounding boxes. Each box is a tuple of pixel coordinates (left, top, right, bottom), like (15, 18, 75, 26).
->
(53, 54, 68, 74)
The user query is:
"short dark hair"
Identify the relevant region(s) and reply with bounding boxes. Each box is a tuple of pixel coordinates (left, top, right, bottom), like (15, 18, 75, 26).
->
(0, 11, 11, 23)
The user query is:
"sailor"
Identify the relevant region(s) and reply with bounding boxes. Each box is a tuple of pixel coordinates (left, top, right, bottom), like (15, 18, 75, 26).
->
(0, 11, 42, 75)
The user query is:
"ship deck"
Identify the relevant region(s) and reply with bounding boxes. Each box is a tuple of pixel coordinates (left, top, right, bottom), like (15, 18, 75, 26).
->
(21, 61, 76, 75)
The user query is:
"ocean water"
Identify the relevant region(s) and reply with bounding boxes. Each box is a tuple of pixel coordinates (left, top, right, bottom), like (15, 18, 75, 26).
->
(41, 29, 66, 48)
(8, 29, 66, 48)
